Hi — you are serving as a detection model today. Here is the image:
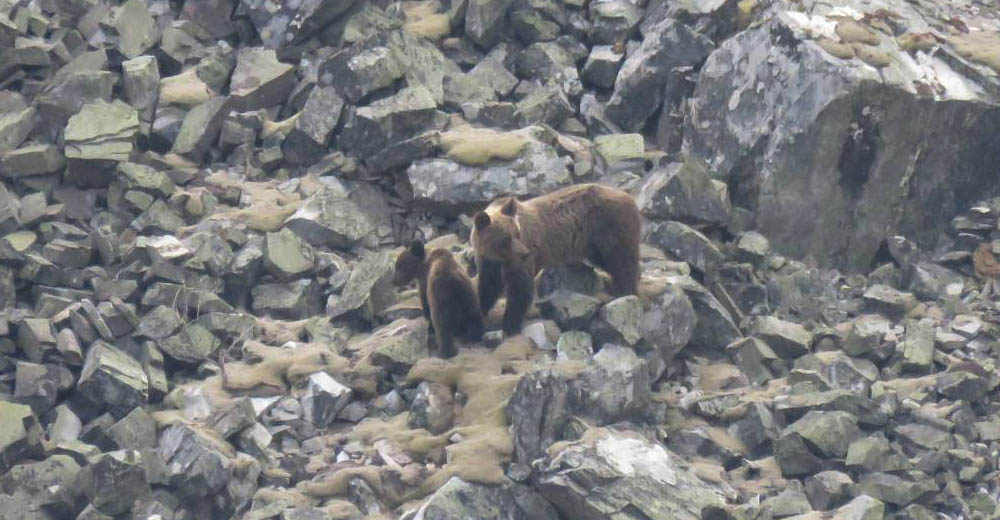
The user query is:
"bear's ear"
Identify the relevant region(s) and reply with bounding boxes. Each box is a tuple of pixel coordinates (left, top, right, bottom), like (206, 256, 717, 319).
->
(474, 212, 491, 229)
(410, 240, 425, 259)
(500, 197, 518, 216)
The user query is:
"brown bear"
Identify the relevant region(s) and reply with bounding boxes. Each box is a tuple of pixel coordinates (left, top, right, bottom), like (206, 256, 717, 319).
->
(471, 183, 641, 336)
(393, 240, 485, 358)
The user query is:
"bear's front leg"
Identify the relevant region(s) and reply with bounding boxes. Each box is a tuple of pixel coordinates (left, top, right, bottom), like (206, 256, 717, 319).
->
(477, 256, 504, 314)
(500, 260, 534, 337)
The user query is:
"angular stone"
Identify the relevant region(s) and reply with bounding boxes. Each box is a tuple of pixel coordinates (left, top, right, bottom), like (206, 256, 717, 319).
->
(581, 45, 625, 90)
(339, 86, 439, 159)
(508, 369, 568, 480)
(110, 0, 157, 57)
(319, 43, 403, 103)
(64, 100, 139, 186)
(180, 0, 237, 38)
(845, 436, 907, 472)
(78, 341, 149, 418)
(0, 402, 44, 473)
(284, 86, 345, 166)
(407, 381, 454, 435)
(592, 295, 642, 346)
(16, 318, 57, 363)
(0, 453, 80, 514)
(754, 316, 813, 359)
(594, 133, 644, 166)
(107, 406, 157, 450)
(0, 144, 65, 178)
(14, 361, 73, 415)
(537, 290, 601, 330)
(832, 495, 885, 520)
(637, 158, 731, 225)
(774, 433, 823, 477)
(804, 471, 854, 510)
(538, 428, 726, 519)
(116, 162, 175, 199)
(937, 369, 989, 402)
(641, 282, 697, 363)
(327, 251, 396, 321)
(171, 96, 232, 161)
(242, 0, 357, 49)
(206, 397, 256, 439)
(901, 319, 934, 373)
(465, 0, 515, 48)
(843, 315, 890, 356)
(516, 85, 574, 127)
(252, 280, 324, 320)
(414, 477, 559, 520)
(158, 424, 232, 499)
(857, 472, 936, 508)
(570, 345, 649, 425)
(589, 0, 642, 44)
(645, 221, 723, 274)
(357, 318, 429, 373)
(141, 283, 234, 316)
(301, 372, 352, 428)
(159, 323, 221, 364)
(556, 331, 594, 361)
(285, 185, 376, 250)
(606, 19, 713, 131)
(264, 228, 316, 279)
(894, 423, 953, 451)
(230, 47, 295, 111)
(784, 411, 861, 458)
(0, 107, 36, 153)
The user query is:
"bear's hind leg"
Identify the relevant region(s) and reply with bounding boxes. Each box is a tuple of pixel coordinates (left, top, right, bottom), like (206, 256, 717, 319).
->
(590, 236, 639, 297)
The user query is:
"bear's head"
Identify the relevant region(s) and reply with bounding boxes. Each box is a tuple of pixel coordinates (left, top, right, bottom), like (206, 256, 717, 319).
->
(393, 240, 425, 286)
(472, 197, 531, 263)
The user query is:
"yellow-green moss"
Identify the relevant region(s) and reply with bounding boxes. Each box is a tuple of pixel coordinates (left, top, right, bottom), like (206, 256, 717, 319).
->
(439, 127, 529, 165)
(951, 32, 1000, 74)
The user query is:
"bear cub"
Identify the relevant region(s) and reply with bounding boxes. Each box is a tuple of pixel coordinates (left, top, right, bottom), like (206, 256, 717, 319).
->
(472, 183, 641, 336)
(393, 240, 485, 358)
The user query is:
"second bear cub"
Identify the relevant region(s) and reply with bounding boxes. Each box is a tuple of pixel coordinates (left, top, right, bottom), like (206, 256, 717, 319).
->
(392, 240, 485, 358)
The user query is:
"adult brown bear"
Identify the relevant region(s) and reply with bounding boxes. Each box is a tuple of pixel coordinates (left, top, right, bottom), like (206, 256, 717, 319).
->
(471, 184, 641, 336)
(393, 240, 485, 358)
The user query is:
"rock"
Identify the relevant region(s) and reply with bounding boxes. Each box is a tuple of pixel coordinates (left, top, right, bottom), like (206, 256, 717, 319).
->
(158, 423, 232, 499)
(77, 341, 149, 418)
(774, 433, 824, 477)
(264, 228, 316, 279)
(606, 19, 713, 131)
(16, 318, 57, 363)
(319, 43, 403, 103)
(301, 372, 352, 428)
(589, 0, 642, 44)
(107, 406, 156, 451)
(894, 423, 953, 452)
(754, 316, 813, 359)
(637, 158, 731, 225)
(556, 331, 594, 361)
(0, 402, 44, 473)
(640, 282, 697, 363)
(0, 144, 65, 178)
(510, 9, 560, 43)
(0, 453, 80, 514)
(538, 428, 726, 520)
(0, 107, 37, 153)
(728, 401, 780, 454)
(243, 0, 357, 48)
(116, 162, 175, 198)
(843, 315, 890, 356)
(251, 280, 324, 320)
(538, 290, 601, 330)
(901, 319, 934, 373)
(171, 96, 232, 161)
(856, 472, 936, 508)
(63, 100, 140, 187)
(676, 278, 740, 352)
(14, 361, 73, 414)
(159, 323, 221, 364)
(285, 185, 376, 250)
(340, 86, 439, 159)
(110, 0, 157, 57)
(465, 0, 514, 48)
(937, 369, 990, 402)
(284, 87, 345, 166)
(570, 344, 649, 425)
(804, 470, 854, 510)
(76, 450, 149, 516)
(407, 141, 571, 213)
(581, 45, 625, 89)
(685, 4, 1000, 271)
(230, 47, 295, 111)
(47, 404, 82, 443)
(783, 411, 862, 458)
(357, 318, 430, 373)
(591, 295, 642, 346)
(507, 369, 568, 481)
(180, 0, 237, 38)
(327, 251, 396, 321)
(831, 495, 885, 520)
(407, 381, 454, 435)
(411, 477, 559, 520)
(762, 488, 813, 518)
(645, 221, 723, 275)
(594, 133, 644, 167)
(795, 351, 878, 393)
(516, 85, 575, 127)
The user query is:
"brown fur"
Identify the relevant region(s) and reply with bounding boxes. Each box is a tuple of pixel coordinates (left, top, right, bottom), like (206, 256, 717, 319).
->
(393, 241, 485, 358)
(471, 184, 641, 336)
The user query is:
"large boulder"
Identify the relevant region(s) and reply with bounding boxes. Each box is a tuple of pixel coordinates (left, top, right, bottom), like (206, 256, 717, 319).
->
(684, 0, 1000, 270)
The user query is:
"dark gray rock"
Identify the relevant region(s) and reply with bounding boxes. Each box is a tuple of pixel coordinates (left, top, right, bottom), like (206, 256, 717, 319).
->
(251, 280, 324, 320)
(581, 45, 624, 89)
(784, 411, 862, 458)
(606, 18, 714, 131)
(158, 423, 232, 499)
(411, 477, 560, 520)
(171, 96, 233, 161)
(339, 86, 439, 159)
(229, 47, 295, 111)
(640, 281, 697, 364)
(0, 144, 66, 178)
(645, 221, 723, 275)
(537, 290, 601, 330)
(637, 158, 731, 225)
(301, 372, 352, 428)
(285, 185, 376, 250)
(327, 251, 396, 322)
(242, 0, 357, 48)
(76, 450, 149, 516)
(64, 100, 140, 187)
(591, 295, 642, 347)
(0, 402, 45, 473)
(159, 323, 221, 364)
(77, 341, 149, 418)
(507, 369, 568, 481)
(588, 0, 642, 44)
(14, 361, 74, 415)
(0, 107, 37, 153)
(754, 316, 813, 359)
(264, 228, 316, 279)
(570, 344, 649, 425)
(774, 433, 824, 477)
(319, 42, 403, 103)
(407, 381, 455, 436)
(284, 87, 345, 166)
(465, 0, 514, 48)
(804, 470, 854, 510)
(515, 85, 574, 127)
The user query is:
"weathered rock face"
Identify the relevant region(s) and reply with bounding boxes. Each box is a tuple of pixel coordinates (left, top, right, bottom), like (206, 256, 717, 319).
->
(537, 428, 728, 520)
(684, 0, 1000, 271)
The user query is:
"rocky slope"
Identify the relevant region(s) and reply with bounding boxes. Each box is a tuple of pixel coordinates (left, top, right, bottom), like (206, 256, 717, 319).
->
(2, 0, 1000, 518)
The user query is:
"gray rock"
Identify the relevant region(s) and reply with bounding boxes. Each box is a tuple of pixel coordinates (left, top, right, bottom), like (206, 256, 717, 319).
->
(468, 51, 519, 98)
(180, 0, 238, 38)
(794, 351, 878, 393)
(77, 341, 149, 418)
(774, 433, 824, 477)
(285, 185, 376, 250)
(894, 423, 953, 452)
(676, 278, 740, 352)
(109, 0, 157, 57)
(357, 318, 430, 373)
(407, 141, 571, 214)
(641, 281, 697, 363)
(754, 316, 813, 359)
(284, 86, 345, 166)
(137, 306, 183, 340)
(538, 290, 601, 330)
(507, 369, 568, 481)
(0, 107, 37, 153)
(14, 361, 73, 414)
(645, 221, 723, 275)
(511, 9, 561, 43)
(515, 85, 574, 127)
(301, 372, 352, 428)
(230, 47, 295, 111)
(159, 323, 221, 364)
(411, 477, 559, 520)
(783, 411, 861, 458)
(116, 162, 176, 199)
(47, 404, 82, 443)
(251, 280, 324, 320)
(77, 450, 149, 516)
(141, 282, 234, 316)
(319, 42, 403, 103)
(581, 45, 625, 90)
(264, 228, 316, 279)
(16, 318, 57, 363)
(684, 3, 1000, 271)
(537, 428, 726, 520)
(571, 344, 650, 425)
(588, 0, 642, 44)
(158, 423, 232, 499)
(863, 284, 914, 320)
(171, 96, 233, 161)
(0, 401, 45, 473)
(340, 86, 439, 159)
(804, 470, 854, 510)
(465, 0, 514, 48)
(901, 319, 934, 373)
(843, 315, 890, 356)
(37, 69, 117, 130)
(408, 381, 454, 435)
(556, 331, 594, 361)
(107, 406, 157, 451)
(327, 250, 396, 321)
(0, 144, 66, 178)
(64, 100, 140, 187)
(728, 401, 780, 454)
(206, 397, 256, 440)
(637, 159, 731, 225)
(0, 453, 80, 514)
(606, 18, 713, 131)
(591, 295, 642, 347)
(937, 369, 990, 402)
(857, 472, 936, 508)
